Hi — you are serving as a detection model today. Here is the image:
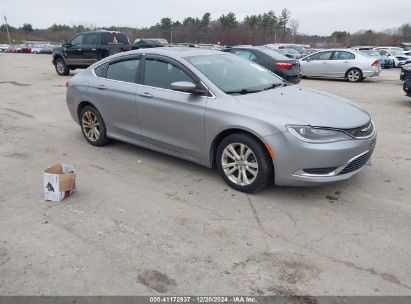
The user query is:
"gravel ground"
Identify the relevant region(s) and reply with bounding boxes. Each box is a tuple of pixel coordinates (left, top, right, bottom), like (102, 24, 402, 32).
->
(0, 53, 410, 296)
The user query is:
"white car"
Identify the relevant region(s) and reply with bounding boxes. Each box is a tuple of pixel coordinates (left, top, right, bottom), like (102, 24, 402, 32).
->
(374, 46, 406, 53)
(300, 49, 381, 82)
(374, 49, 411, 67)
(0, 44, 9, 52)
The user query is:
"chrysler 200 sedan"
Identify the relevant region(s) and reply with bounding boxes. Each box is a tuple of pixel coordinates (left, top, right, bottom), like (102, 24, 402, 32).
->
(66, 48, 377, 193)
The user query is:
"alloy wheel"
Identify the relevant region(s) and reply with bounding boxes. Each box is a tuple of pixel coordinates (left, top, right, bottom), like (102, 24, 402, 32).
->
(221, 143, 259, 186)
(347, 69, 360, 82)
(82, 111, 100, 142)
(56, 61, 65, 74)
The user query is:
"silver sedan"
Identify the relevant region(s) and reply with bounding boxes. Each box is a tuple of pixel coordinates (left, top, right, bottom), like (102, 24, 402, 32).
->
(300, 49, 381, 82)
(66, 48, 376, 192)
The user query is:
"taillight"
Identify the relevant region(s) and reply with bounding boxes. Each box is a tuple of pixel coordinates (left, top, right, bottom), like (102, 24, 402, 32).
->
(121, 47, 130, 51)
(275, 62, 293, 70)
(371, 60, 380, 67)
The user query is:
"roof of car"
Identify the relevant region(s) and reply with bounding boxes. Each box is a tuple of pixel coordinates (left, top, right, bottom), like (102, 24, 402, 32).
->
(126, 47, 225, 58)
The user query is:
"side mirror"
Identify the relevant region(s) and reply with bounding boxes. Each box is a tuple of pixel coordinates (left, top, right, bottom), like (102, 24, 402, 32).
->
(170, 81, 208, 95)
(62, 41, 71, 47)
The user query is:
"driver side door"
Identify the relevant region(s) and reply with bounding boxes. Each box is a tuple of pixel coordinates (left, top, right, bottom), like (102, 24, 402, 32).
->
(64, 34, 85, 65)
(301, 51, 334, 76)
(136, 55, 208, 159)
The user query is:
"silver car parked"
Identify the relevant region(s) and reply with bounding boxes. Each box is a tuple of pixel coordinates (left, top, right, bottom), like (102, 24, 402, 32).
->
(66, 48, 377, 193)
(300, 49, 381, 82)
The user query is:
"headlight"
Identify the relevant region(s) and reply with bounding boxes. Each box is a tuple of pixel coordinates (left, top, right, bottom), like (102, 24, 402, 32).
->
(287, 125, 352, 143)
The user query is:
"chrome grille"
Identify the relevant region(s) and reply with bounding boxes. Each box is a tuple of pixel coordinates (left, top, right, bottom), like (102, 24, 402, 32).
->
(343, 121, 374, 138)
(338, 151, 372, 175)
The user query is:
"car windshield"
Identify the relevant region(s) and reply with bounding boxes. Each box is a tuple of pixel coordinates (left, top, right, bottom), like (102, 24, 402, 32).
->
(284, 48, 299, 55)
(362, 50, 380, 57)
(391, 50, 404, 56)
(185, 54, 283, 94)
(288, 45, 305, 53)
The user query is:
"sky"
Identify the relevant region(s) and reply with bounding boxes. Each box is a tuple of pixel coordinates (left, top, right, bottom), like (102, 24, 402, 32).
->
(1, 0, 410, 35)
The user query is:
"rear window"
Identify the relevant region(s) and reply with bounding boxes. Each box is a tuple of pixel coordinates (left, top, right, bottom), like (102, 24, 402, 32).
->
(101, 32, 129, 45)
(106, 59, 139, 83)
(258, 48, 290, 60)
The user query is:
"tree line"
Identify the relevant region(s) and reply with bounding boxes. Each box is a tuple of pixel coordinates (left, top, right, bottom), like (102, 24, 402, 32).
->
(1, 10, 410, 47)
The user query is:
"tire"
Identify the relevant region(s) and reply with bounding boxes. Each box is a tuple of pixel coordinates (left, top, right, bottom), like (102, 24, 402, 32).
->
(216, 133, 273, 193)
(54, 57, 70, 76)
(346, 68, 363, 82)
(79, 106, 109, 146)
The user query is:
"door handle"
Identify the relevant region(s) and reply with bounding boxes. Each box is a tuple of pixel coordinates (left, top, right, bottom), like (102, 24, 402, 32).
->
(96, 85, 107, 90)
(92, 48, 96, 51)
(138, 92, 153, 98)
(77, 48, 82, 51)
(343, 61, 350, 63)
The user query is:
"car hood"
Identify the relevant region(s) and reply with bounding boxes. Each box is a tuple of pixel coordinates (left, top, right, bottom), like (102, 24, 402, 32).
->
(234, 86, 370, 129)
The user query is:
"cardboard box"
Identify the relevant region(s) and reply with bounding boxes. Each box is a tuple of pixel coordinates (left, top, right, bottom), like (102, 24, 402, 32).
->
(43, 164, 76, 201)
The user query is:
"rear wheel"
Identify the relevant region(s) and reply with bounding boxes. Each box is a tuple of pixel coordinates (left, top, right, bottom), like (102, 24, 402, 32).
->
(216, 133, 273, 193)
(346, 68, 363, 82)
(55, 58, 69, 76)
(79, 106, 109, 146)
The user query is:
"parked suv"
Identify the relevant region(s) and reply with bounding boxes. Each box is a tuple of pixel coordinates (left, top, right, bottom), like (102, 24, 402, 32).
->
(52, 31, 131, 75)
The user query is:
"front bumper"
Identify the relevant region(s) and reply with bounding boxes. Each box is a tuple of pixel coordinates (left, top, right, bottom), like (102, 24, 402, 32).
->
(264, 130, 377, 186)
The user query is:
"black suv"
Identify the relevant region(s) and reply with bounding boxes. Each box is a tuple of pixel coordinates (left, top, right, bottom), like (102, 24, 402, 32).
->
(52, 31, 131, 75)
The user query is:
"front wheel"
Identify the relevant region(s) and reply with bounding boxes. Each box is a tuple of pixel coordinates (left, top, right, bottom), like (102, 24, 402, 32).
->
(346, 68, 363, 82)
(216, 133, 273, 193)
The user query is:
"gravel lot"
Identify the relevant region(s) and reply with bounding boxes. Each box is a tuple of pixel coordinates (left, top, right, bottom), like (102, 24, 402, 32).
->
(0, 53, 410, 296)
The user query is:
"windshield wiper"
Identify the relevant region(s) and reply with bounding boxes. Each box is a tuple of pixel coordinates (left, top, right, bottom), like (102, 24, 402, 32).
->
(225, 88, 263, 95)
(263, 83, 287, 91)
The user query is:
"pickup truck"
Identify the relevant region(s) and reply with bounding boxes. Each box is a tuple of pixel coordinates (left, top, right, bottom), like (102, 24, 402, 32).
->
(52, 31, 131, 75)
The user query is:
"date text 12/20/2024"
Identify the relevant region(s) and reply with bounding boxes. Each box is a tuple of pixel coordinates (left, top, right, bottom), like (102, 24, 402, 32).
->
(149, 296, 257, 303)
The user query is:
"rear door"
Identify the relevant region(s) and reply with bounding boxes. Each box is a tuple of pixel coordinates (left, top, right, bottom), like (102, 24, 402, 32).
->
(301, 51, 333, 76)
(89, 56, 141, 139)
(328, 51, 356, 77)
(136, 55, 207, 158)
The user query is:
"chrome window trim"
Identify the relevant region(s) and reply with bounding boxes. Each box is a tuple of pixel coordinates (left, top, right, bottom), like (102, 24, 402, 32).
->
(91, 64, 216, 99)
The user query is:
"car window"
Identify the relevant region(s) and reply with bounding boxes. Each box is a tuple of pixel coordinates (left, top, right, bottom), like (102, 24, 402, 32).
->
(378, 50, 388, 56)
(232, 50, 257, 61)
(101, 32, 129, 45)
(94, 64, 107, 78)
(309, 51, 333, 61)
(106, 59, 139, 83)
(83, 33, 97, 45)
(70, 34, 83, 46)
(258, 48, 290, 60)
(333, 51, 355, 60)
(143, 59, 193, 90)
(186, 54, 283, 93)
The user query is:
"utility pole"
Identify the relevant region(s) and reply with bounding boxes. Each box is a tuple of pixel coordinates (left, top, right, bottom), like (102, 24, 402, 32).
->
(170, 26, 173, 45)
(4, 16, 11, 44)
